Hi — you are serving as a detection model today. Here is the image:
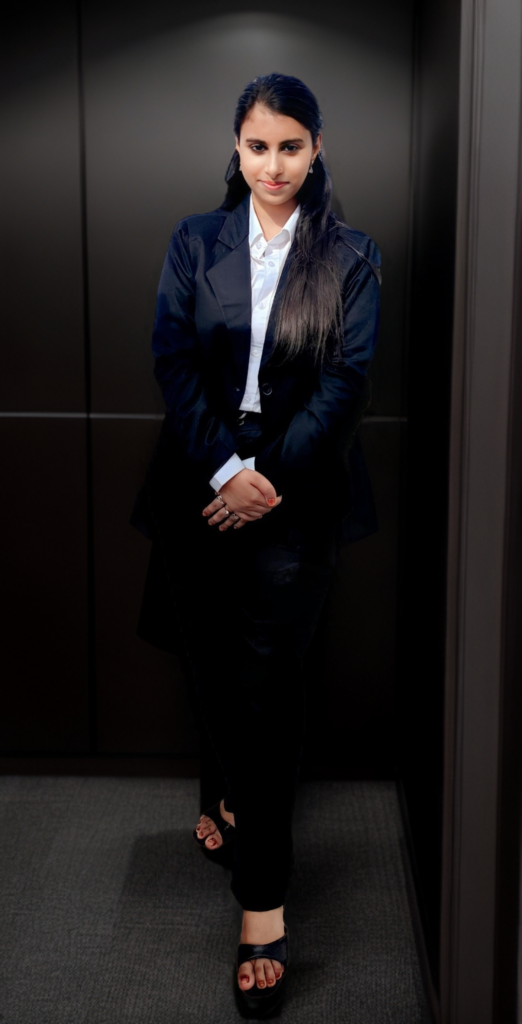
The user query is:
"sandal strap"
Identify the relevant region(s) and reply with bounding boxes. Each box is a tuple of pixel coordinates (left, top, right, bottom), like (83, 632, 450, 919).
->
(237, 928, 288, 968)
(203, 800, 236, 837)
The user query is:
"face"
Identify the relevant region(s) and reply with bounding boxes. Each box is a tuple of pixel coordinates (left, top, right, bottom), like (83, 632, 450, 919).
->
(235, 102, 322, 211)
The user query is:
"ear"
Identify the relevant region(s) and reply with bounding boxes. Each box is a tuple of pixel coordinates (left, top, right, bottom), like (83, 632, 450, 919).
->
(313, 132, 322, 159)
(235, 135, 240, 155)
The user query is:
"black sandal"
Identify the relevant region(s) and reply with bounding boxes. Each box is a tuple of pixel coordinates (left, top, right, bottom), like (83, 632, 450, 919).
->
(235, 925, 289, 1016)
(192, 799, 236, 849)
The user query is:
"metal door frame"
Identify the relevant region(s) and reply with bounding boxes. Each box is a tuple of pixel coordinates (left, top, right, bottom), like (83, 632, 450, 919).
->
(441, 0, 522, 1020)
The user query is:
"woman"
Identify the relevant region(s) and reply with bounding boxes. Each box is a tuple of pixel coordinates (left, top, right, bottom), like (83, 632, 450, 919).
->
(131, 72, 381, 1014)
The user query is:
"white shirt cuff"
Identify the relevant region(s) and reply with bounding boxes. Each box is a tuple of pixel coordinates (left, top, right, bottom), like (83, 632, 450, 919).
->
(210, 452, 248, 492)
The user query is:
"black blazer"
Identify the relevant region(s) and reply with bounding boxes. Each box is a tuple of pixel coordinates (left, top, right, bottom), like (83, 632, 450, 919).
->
(131, 190, 382, 559)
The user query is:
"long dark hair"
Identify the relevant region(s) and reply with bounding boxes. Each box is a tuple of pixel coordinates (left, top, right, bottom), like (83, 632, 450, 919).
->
(219, 73, 344, 370)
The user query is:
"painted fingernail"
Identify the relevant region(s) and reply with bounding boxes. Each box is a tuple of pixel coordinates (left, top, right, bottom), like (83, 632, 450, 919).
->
(267, 498, 276, 506)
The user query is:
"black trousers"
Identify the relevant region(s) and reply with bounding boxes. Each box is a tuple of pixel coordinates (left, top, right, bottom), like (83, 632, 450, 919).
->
(170, 410, 343, 911)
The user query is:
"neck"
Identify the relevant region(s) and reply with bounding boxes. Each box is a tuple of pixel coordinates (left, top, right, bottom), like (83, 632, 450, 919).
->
(251, 193, 298, 242)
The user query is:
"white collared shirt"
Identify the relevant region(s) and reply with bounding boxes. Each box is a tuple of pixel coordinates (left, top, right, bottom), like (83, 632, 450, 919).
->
(209, 192, 301, 492)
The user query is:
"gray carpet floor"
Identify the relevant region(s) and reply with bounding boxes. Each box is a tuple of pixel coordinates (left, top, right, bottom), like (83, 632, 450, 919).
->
(0, 777, 433, 1023)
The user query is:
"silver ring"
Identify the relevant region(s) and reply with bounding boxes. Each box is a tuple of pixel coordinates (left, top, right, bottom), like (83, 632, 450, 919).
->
(216, 494, 225, 504)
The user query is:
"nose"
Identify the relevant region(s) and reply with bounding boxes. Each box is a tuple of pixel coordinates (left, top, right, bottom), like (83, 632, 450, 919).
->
(265, 149, 284, 179)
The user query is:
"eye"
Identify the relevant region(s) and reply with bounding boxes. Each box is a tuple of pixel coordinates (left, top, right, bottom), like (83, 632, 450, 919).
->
(248, 144, 300, 153)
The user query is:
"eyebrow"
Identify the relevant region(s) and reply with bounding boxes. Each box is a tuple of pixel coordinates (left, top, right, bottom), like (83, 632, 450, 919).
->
(244, 137, 305, 144)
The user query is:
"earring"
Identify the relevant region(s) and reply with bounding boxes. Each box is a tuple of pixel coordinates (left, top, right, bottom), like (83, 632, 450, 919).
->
(308, 162, 314, 174)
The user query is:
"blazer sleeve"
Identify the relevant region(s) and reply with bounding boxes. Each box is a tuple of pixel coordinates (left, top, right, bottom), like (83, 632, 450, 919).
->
(152, 221, 240, 485)
(254, 241, 381, 496)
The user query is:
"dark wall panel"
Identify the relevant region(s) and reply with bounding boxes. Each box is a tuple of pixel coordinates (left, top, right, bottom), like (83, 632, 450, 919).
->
(1, 9, 85, 412)
(1, 4, 414, 782)
(83, 0, 413, 416)
(84, 0, 413, 764)
(0, 419, 90, 752)
(303, 420, 403, 775)
(92, 418, 200, 754)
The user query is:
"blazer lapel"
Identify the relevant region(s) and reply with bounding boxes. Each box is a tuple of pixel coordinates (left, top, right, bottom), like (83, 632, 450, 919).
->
(206, 194, 252, 383)
(205, 190, 298, 379)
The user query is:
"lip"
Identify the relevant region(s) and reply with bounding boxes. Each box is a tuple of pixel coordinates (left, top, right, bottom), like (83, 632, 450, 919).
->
(260, 181, 288, 190)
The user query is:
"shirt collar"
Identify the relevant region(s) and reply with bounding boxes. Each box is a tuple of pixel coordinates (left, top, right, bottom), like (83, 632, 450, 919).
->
(248, 191, 301, 253)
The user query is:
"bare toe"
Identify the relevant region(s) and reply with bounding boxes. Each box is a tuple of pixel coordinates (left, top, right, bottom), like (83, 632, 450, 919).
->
(238, 961, 255, 990)
(205, 828, 222, 848)
(264, 960, 276, 986)
(195, 814, 212, 837)
(254, 959, 268, 989)
(272, 958, 284, 980)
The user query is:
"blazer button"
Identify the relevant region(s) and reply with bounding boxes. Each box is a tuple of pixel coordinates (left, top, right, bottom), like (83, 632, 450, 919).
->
(261, 383, 272, 396)
(233, 386, 240, 391)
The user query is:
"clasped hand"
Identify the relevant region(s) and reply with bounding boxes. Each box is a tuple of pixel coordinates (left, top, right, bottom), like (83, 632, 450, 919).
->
(202, 468, 282, 531)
